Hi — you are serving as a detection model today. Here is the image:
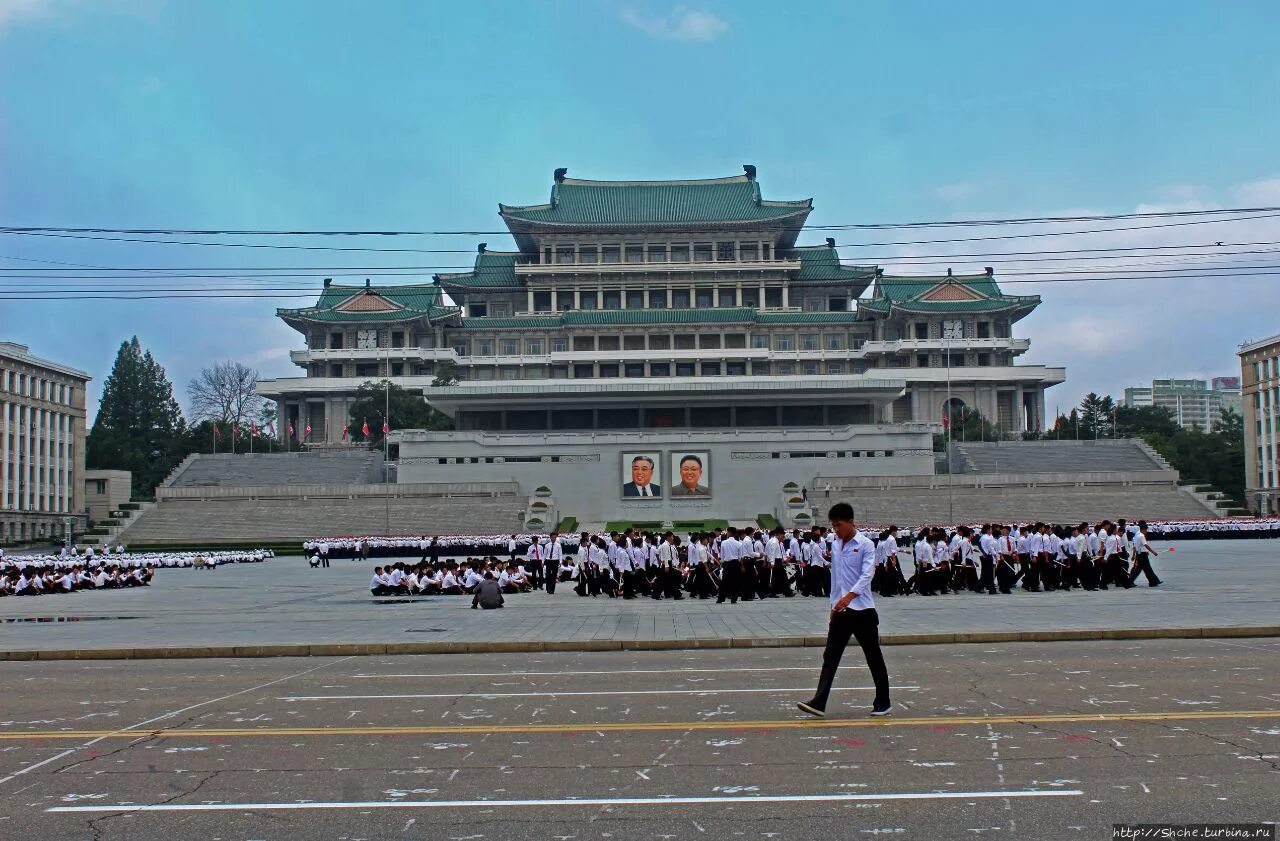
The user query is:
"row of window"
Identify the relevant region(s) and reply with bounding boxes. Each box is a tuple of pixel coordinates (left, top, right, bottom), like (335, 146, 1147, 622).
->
(456, 332, 867, 357)
(533, 240, 778, 266)
(466, 360, 863, 380)
(0, 370, 76, 405)
(1255, 357, 1280, 383)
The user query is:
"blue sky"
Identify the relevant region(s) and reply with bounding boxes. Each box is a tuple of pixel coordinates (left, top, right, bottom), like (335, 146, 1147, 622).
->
(1, 0, 1278, 419)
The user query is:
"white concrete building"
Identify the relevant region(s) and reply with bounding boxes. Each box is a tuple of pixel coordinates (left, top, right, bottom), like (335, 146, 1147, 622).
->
(1239, 335, 1280, 514)
(0, 342, 91, 543)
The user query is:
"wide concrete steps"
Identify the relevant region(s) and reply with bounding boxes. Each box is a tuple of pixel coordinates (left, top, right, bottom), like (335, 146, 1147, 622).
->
(120, 496, 526, 543)
(169, 452, 383, 488)
(845, 484, 1213, 526)
(954, 440, 1163, 474)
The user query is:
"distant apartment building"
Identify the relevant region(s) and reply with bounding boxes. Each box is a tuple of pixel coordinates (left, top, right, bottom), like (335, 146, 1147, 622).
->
(1122, 378, 1238, 431)
(0, 342, 91, 543)
(1239, 335, 1280, 515)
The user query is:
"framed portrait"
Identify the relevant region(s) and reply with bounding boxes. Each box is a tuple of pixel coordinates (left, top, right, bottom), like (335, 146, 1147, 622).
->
(669, 451, 711, 498)
(621, 452, 662, 498)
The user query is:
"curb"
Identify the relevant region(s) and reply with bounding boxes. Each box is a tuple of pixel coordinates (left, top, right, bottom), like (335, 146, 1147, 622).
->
(2, 626, 1277, 662)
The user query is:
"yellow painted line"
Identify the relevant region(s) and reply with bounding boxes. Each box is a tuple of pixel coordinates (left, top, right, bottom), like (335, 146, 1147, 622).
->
(2, 709, 1278, 741)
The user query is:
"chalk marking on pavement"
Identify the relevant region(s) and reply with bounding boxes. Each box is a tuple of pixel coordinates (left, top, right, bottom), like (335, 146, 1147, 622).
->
(46, 789, 1084, 813)
(4, 709, 1278, 742)
(0, 656, 355, 786)
(275, 686, 919, 701)
(352, 667, 843, 679)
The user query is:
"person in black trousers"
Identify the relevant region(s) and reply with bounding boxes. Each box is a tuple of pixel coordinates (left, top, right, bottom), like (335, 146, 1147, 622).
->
(1127, 522, 1163, 587)
(798, 502, 891, 718)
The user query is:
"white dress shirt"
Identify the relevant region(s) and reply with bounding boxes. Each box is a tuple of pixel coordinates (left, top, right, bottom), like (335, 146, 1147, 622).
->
(830, 532, 877, 611)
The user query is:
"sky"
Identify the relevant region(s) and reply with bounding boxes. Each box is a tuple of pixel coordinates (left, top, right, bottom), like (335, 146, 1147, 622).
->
(1, 0, 1278, 422)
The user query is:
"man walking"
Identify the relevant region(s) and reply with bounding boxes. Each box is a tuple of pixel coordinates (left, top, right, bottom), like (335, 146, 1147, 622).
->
(798, 502, 891, 718)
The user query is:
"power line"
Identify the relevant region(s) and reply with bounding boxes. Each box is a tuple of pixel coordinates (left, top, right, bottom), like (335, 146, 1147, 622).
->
(5, 267, 1280, 300)
(1, 209, 1278, 254)
(2, 204, 1278, 236)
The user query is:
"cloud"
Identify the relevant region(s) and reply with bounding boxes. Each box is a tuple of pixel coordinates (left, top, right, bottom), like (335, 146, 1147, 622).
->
(0, 0, 54, 31)
(934, 181, 977, 201)
(1233, 176, 1280, 205)
(619, 5, 728, 42)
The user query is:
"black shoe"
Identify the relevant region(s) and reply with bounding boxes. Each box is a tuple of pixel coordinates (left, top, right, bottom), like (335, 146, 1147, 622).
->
(870, 704, 892, 717)
(1149, 581, 1162, 587)
(797, 701, 825, 718)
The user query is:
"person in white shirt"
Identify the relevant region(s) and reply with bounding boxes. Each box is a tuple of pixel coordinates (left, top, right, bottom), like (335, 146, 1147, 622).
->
(716, 529, 742, 605)
(1127, 522, 1162, 588)
(798, 501, 891, 718)
(369, 567, 392, 596)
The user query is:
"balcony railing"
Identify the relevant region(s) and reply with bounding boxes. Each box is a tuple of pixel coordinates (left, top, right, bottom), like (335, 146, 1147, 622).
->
(517, 258, 801, 275)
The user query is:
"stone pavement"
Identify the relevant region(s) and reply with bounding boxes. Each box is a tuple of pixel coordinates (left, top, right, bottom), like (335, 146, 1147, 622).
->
(1, 539, 1278, 657)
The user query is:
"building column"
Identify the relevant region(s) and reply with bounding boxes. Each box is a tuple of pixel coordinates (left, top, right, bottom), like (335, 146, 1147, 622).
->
(781, 286, 789, 309)
(34, 407, 44, 512)
(910, 387, 922, 423)
(526, 288, 535, 313)
(1014, 384, 1026, 431)
(1, 400, 9, 510)
(573, 287, 581, 309)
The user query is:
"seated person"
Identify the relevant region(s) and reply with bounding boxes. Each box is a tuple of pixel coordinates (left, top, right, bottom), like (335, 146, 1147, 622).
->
(471, 572, 505, 610)
(370, 566, 395, 596)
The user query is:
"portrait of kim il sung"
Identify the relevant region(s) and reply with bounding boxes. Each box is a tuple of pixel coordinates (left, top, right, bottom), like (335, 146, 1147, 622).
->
(670, 452, 711, 498)
(621, 452, 662, 498)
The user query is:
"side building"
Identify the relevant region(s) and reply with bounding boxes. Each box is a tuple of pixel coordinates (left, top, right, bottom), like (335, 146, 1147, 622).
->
(0, 342, 91, 543)
(1239, 334, 1280, 514)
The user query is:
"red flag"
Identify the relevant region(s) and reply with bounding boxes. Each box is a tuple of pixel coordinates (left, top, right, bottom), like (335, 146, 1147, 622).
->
(304, 423, 312, 440)
(287, 422, 295, 439)
(251, 423, 259, 438)
(361, 418, 370, 437)
(341, 424, 348, 442)
(231, 422, 239, 439)
(382, 419, 390, 435)
(942, 412, 950, 429)
(213, 425, 222, 442)
(266, 422, 275, 437)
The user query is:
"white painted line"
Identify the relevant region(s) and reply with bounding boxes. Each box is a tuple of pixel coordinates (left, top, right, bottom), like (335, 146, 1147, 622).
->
(277, 686, 919, 701)
(48, 789, 1084, 813)
(353, 667, 836, 679)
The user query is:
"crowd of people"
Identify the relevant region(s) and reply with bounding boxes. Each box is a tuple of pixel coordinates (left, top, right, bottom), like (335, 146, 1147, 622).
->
(307, 515, 1280, 566)
(0, 547, 273, 597)
(356, 517, 1171, 606)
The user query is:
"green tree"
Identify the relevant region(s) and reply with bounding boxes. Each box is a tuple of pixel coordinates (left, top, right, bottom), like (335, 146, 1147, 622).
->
(431, 359, 460, 387)
(347, 380, 453, 447)
(1115, 404, 1178, 439)
(87, 337, 189, 496)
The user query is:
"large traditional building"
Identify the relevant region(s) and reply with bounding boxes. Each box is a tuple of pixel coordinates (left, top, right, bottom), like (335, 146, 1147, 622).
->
(1, 342, 90, 543)
(259, 168, 1064, 523)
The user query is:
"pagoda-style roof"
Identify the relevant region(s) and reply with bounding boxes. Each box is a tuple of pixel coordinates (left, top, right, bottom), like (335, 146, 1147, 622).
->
(857, 271, 1041, 321)
(788, 242, 878, 291)
(277, 281, 461, 329)
(499, 166, 812, 250)
(434, 249, 522, 295)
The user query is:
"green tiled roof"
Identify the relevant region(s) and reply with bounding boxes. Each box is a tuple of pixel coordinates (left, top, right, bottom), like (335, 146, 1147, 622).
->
(565, 308, 756, 326)
(278, 283, 460, 324)
(460, 315, 561, 330)
(860, 272, 1040, 317)
(434, 250, 522, 290)
(500, 173, 811, 228)
(756, 311, 861, 324)
(789, 244, 878, 287)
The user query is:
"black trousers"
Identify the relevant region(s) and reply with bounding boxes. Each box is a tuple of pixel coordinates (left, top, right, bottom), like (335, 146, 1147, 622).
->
(810, 607, 890, 711)
(717, 559, 741, 604)
(1128, 552, 1161, 586)
(544, 560, 558, 594)
(979, 555, 996, 593)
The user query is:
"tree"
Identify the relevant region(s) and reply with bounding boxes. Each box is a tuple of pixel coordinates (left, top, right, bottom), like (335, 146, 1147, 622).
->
(1078, 392, 1116, 438)
(87, 337, 189, 496)
(347, 380, 452, 447)
(431, 360, 460, 387)
(1115, 404, 1179, 439)
(188, 360, 271, 426)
